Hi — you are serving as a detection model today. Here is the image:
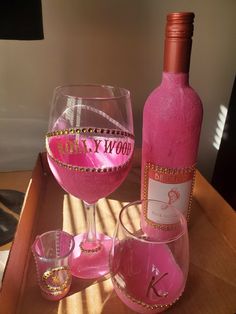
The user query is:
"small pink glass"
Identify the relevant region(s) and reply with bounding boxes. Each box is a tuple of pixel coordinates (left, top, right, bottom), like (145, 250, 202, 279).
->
(32, 230, 75, 301)
(110, 200, 189, 313)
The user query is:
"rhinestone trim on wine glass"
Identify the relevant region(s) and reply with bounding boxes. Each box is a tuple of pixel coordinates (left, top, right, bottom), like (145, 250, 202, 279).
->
(112, 275, 182, 311)
(46, 152, 133, 173)
(45, 127, 134, 173)
(46, 127, 135, 140)
(79, 242, 102, 254)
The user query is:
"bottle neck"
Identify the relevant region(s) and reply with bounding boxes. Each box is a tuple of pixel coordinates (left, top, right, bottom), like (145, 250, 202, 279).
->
(163, 12, 194, 73)
(163, 37, 192, 73)
(161, 72, 189, 87)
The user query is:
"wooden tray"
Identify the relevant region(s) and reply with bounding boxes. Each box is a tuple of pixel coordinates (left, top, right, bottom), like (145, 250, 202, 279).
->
(0, 153, 235, 314)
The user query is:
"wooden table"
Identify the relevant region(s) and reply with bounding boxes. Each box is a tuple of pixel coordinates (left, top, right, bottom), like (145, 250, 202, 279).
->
(0, 154, 235, 314)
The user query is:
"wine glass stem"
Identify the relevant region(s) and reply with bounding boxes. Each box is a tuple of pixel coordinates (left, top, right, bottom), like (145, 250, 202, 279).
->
(84, 202, 97, 243)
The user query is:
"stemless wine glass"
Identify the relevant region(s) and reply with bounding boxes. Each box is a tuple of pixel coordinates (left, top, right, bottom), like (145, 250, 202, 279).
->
(110, 200, 189, 313)
(45, 85, 134, 279)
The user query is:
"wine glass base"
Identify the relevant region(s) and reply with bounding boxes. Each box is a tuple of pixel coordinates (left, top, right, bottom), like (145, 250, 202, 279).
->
(71, 233, 112, 279)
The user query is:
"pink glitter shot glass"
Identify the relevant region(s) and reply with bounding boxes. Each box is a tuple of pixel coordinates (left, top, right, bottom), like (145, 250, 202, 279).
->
(32, 230, 75, 301)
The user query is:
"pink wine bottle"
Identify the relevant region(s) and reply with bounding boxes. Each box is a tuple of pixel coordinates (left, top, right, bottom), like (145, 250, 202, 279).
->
(141, 12, 203, 236)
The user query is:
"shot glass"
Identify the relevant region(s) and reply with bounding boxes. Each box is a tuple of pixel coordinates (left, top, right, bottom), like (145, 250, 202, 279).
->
(32, 230, 75, 301)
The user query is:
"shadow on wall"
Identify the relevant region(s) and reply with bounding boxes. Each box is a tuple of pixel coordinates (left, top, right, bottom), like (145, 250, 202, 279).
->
(212, 76, 236, 209)
(0, 118, 48, 171)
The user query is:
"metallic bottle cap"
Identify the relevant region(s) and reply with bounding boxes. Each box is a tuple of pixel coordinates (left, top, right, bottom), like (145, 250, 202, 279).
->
(164, 12, 195, 73)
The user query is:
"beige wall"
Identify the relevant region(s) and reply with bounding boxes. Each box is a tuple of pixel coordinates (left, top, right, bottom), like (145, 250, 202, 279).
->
(0, 0, 235, 180)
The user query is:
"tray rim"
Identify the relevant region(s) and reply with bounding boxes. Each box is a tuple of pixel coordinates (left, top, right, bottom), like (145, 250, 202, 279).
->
(0, 153, 47, 314)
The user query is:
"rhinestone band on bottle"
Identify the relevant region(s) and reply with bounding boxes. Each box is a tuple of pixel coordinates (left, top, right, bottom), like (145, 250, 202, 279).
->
(143, 162, 196, 229)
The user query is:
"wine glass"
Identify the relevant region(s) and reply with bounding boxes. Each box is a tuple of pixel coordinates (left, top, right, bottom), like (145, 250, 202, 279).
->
(45, 84, 134, 279)
(110, 199, 189, 313)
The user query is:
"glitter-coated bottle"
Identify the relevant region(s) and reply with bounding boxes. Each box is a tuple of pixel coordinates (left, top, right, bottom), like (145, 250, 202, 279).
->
(141, 12, 203, 236)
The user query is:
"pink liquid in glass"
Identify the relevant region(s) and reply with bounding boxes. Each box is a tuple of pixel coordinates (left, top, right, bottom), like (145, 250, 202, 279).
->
(111, 239, 185, 313)
(46, 133, 134, 204)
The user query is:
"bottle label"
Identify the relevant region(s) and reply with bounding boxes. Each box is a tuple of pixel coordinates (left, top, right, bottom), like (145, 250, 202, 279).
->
(143, 162, 195, 226)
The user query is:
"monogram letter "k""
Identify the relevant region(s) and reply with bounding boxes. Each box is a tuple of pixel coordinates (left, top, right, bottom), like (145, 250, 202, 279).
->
(146, 272, 168, 298)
